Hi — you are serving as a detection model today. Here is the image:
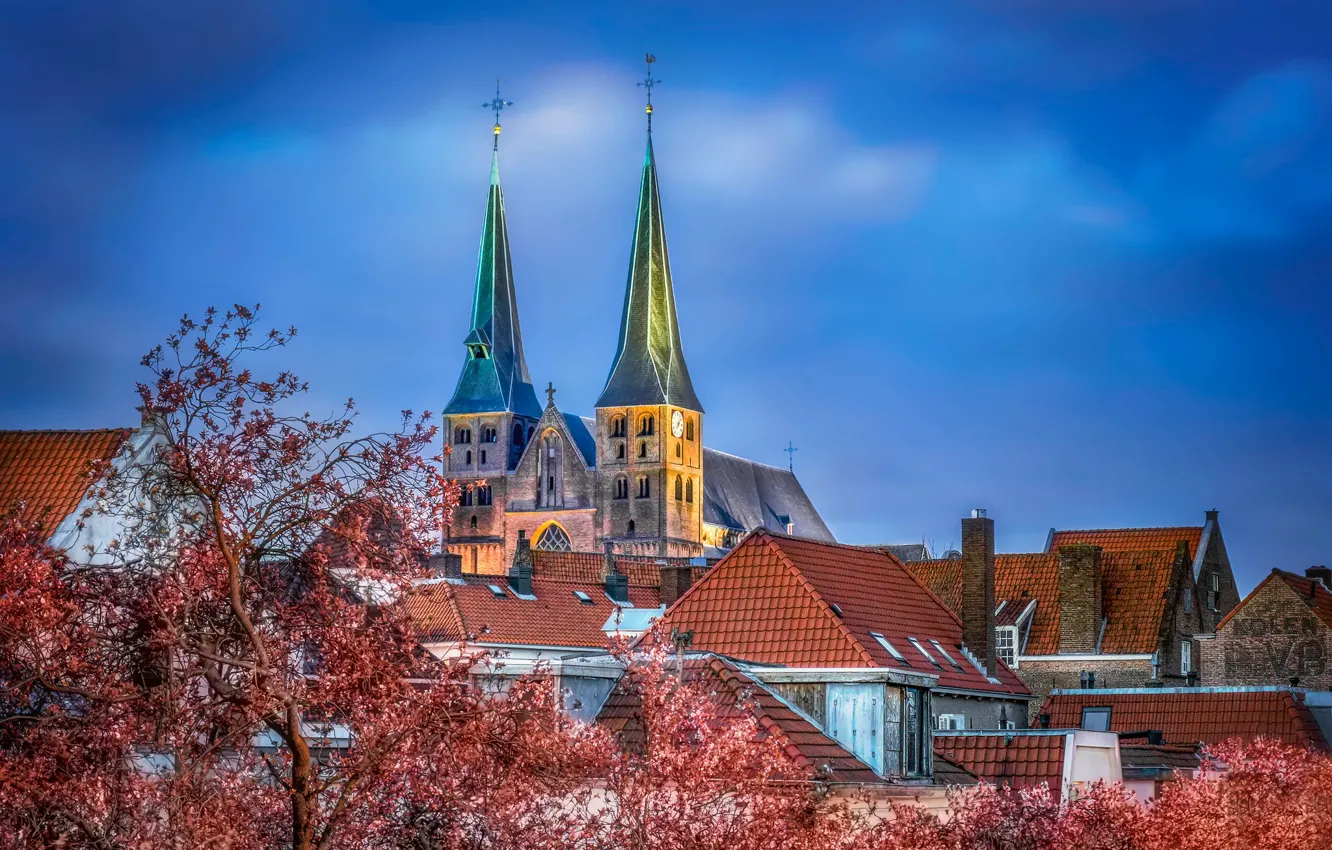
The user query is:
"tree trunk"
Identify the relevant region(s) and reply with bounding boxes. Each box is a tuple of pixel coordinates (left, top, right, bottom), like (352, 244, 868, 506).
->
(288, 705, 316, 850)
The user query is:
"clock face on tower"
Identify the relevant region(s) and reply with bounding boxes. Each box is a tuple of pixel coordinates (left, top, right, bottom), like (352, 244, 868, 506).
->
(670, 410, 684, 438)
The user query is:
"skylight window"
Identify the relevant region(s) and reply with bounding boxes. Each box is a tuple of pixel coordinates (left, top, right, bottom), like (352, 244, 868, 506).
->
(869, 632, 906, 663)
(908, 637, 942, 669)
(829, 603, 843, 617)
(486, 584, 507, 599)
(929, 639, 965, 672)
(572, 590, 594, 605)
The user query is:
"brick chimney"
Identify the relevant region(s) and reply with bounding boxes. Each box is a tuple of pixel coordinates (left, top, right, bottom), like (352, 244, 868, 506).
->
(1057, 544, 1103, 654)
(428, 551, 463, 579)
(961, 509, 996, 676)
(604, 540, 629, 604)
(1306, 566, 1331, 592)
(659, 561, 694, 608)
(508, 530, 533, 596)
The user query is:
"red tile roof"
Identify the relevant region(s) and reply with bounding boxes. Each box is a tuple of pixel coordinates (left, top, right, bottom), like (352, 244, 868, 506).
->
(0, 429, 132, 535)
(1048, 527, 1202, 559)
(907, 548, 1186, 656)
(529, 550, 707, 588)
(1038, 688, 1329, 749)
(932, 732, 1068, 799)
(1217, 570, 1332, 632)
(1119, 743, 1202, 778)
(657, 531, 1029, 695)
(596, 655, 885, 783)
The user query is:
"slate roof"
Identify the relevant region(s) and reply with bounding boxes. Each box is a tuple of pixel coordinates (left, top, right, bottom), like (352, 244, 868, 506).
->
(907, 548, 1185, 656)
(656, 531, 1030, 696)
(597, 655, 885, 783)
(596, 137, 702, 412)
(444, 154, 543, 419)
(1038, 688, 1330, 749)
(932, 732, 1068, 798)
(0, 429, 132, 535)
(1048, 527, 1203, 559)
(562, 414, 598, 468)
(881, 543, 931, 563)
(701, 449, 834, 542)
(1217, 570, 1332, 632)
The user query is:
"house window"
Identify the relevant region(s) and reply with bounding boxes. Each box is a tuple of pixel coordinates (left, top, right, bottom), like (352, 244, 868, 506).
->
(997, 626, 1018, 668)
(454, 427, 471, 444)
(611, 415, 626, 438)
(685, 419, 695, 441)
(1081, 707, 1112, 732)
(479, 450, 487, 465)
(482, 426, 497, 443)
(547, 476, 555, 492)
(614, 476, 629, 500)
(637, 476, 650, 499)
(638, 414, 654, 436)
(476, 485, 492, 506)
(534, 523, 573, 552)
(627, 520, 635, 536)
(685, 478, 693, 503)
(674, 476, 683, 501)
(1181, 639, 1191, 676)
(465, 450, 472, 465)
(1208, 573, 1221, 612)
(937, 714, 966, 730)
(460, 488, 473, 507)
(512, 423, 525, 447)
(617, 442, 625, 459)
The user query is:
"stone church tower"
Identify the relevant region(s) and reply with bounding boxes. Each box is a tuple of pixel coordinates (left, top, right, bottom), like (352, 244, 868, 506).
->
(440, 83, 834, 576)
(594, 136, 704, 557)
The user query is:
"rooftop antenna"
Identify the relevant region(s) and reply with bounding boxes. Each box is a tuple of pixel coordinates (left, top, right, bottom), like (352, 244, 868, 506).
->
(637, 53, 660, 133)
(783, 440, 799, 472)
(484, 79, 513, 152)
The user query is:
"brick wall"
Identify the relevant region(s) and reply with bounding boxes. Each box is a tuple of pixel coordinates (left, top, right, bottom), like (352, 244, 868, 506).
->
(960, 513, 996, 675)
(1057, 545, 1102, 654)
(1016, 658, 1156, 722)
(1200, 579, 1332, 688)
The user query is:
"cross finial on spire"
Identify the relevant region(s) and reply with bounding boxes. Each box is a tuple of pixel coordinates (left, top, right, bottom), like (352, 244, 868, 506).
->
(484, 79, 513, 152)
(545, 381, 556, 407)
(637, 53, 660, 133)
(784, 441, 799, 472)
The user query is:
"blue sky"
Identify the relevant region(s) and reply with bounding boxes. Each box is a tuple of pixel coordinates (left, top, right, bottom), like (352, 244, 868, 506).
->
(2, 1, 1330, 590)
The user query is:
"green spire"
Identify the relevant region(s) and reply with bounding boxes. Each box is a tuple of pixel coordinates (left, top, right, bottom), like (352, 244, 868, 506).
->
(444, 152, 542, 419)
(596, 136, 703, 412)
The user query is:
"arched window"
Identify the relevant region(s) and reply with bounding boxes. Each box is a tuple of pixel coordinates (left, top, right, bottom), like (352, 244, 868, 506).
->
(627, 520, 636, 536)
(638, 414, 655, 436)
(465, 450, 472, 465)
(479, 450, 487, 465)
(534, 523, 573, 552)
(674, 475, 683, 501)
(638, 441, 648, 459)
(527, 426, 534, 441)
(614, 476, 629, 500)
(460, 487, 473, 507)
(455, 427, 471, 444)
(617, 442, 626, 460)
(637, 476, 650, 499)
(477, 485, 492, 506)
(675, 443, 682, 459)
(685, 478, 694, 503)
(469, 515, 478, 529)
(482, 425, 498, 443)
(686, 419, 695, 441)
(537, 431, 563, 508)
(611, 415, 626, 438)
(512, 423, 525, 447)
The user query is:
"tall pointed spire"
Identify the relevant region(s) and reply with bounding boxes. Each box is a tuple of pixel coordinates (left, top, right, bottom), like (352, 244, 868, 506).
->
(596, 59, 703, 412)
(444, 140, 542, 419)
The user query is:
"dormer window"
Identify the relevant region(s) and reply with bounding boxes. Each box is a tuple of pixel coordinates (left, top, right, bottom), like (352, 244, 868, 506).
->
(468, 344, 490, 360)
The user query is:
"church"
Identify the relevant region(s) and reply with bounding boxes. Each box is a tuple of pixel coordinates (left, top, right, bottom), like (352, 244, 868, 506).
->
(441, 95, 832, 575)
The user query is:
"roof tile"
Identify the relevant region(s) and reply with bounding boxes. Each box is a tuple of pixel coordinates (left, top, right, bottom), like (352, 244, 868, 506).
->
(0, 429, 132, 535)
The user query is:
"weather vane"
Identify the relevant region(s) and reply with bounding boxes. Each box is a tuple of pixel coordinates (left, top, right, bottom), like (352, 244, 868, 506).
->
(637, 53, 660, 132)
(484, 80, 513, 151)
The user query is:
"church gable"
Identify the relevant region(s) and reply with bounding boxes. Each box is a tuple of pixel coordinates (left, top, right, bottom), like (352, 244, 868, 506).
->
(507, 403, 597, 512)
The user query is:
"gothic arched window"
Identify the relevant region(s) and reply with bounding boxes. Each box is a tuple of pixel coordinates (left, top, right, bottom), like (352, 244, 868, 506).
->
(481, 425, 498, 443)
(538, 431, 563, 508)
(534, 523, 573, 552)
(460, 487, 473, 507)
(638, 441, 648, 459)
(638, 414, 655, 436)
(627, 520, 636, 536)
(675, 443, 682, 459)
(614, 476, 629, 500)
(465, 450, 472, 465)
(512, 423, 525, 447)
(674, 475, 683, 501)
(637, 476, 650, 499)
(477, 485, 492, 506)
(686, 419, 695, 441)
(611, 415, 626, 438)
(685, 478, 694, 503)
(469, 515, 478, 529)
(617, 442, 626, 460)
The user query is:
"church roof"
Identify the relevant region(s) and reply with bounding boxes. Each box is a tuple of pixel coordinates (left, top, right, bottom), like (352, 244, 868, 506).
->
(701, 449, 834, 542)
(445, 154, 542, 419)
(596, 137, 702, 412)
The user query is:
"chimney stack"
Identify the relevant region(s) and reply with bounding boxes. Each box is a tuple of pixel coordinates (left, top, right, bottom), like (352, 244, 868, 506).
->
(1058, 545, 1103, 654)
(604, 540, 629, 604)
(603, 540, 617, 579)
(961, 509, 996, 676)
(428, 551, 463, 579)
(659, 561, 694, 608)
(508, 531, 533, 596)
(1306, 566, 1331, 592)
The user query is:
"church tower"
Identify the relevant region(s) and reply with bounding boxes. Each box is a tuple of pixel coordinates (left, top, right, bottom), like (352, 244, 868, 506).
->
(595, 60, 704, 556)
(443, 107, 543, 572)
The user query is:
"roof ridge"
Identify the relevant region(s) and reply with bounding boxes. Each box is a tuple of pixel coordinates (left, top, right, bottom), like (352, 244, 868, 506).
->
(0, 427, 134, 436)
(701, 446, 793, 474)
(760, 532, 880, 668)
(1055, 525, 1202, 534)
